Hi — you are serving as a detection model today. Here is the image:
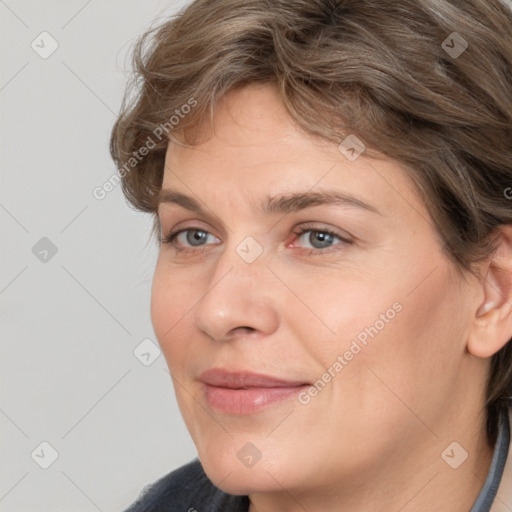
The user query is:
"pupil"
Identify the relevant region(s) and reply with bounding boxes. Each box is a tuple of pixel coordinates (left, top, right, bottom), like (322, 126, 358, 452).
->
(188, 230, 208, 246)
(311, 232, 333, 248)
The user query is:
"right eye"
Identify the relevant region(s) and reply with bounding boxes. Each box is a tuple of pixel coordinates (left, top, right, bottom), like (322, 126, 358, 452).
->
(161, 228, 221, 250)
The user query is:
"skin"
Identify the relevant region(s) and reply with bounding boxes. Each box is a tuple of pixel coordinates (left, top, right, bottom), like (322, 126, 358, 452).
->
(151, 83, 512, 512)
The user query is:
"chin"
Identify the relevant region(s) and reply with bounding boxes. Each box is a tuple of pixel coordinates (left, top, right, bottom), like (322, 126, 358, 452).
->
(202, 461, 285, 496)
(197, 440, 295, 495)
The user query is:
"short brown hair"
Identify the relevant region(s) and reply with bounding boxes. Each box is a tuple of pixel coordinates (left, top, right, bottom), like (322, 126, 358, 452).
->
(110, 0, 512, 443)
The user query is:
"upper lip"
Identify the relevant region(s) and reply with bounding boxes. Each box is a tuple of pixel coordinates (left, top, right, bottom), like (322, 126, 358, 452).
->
(198, 368, 310, 389)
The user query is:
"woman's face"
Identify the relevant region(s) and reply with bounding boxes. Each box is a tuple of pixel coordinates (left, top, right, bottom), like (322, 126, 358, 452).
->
(151, 83, 484, 495)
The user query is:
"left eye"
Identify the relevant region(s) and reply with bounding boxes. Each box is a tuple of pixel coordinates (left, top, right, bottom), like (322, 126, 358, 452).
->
(296, 230, 345, 249)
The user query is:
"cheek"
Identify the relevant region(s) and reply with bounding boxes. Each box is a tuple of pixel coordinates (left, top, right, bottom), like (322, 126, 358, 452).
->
(289, 257, 467, 426)
(150, 260, 198, 371)
(333, 265, 469, 425)
(279, 263, 402, 361)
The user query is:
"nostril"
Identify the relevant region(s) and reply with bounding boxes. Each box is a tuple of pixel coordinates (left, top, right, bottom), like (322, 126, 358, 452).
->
(229, 326, 257, 336)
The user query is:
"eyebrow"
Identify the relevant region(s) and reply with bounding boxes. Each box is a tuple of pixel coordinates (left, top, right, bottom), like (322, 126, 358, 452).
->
(157, 189, 381, 216)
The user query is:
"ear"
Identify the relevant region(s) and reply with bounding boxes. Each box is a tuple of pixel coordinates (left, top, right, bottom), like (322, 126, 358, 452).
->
(467, 225, 512, 358)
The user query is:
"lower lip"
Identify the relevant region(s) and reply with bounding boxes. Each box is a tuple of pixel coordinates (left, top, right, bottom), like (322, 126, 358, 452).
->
(202, 384, 308, 414)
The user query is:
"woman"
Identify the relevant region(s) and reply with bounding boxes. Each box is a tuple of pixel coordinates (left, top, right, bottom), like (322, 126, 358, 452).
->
(110, 0, 512, 510)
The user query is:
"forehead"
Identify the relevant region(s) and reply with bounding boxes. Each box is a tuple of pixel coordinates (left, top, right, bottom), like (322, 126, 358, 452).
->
(162, 84, 429, 223)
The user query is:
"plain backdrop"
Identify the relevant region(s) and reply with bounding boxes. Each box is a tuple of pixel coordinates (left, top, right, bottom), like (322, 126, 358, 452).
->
(0, 1, 197, 511)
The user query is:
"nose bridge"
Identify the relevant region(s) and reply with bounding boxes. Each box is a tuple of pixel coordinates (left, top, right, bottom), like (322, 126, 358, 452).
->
(210, 232, 269, 289)
(193, 234, 278, 340)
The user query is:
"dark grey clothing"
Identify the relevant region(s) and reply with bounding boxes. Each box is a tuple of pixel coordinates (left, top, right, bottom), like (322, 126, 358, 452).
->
(124, 410, 510, 512)
(124, 460, 249, 512)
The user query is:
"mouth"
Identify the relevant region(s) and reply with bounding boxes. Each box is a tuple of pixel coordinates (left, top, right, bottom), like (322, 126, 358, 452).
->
(198, 368, 311, 415)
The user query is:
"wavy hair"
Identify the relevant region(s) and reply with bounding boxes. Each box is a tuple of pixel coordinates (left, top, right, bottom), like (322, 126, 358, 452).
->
(110, 0, 512, 443)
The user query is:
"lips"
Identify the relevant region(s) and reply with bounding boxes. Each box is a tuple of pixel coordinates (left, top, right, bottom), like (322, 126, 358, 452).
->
(198, 368, 310, 414)
(199, 368, 309, 389)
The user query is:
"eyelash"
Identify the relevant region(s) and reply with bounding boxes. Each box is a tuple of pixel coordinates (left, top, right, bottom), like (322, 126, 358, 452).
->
(161, 225, 352, 256)
(290, 227, 351, 255)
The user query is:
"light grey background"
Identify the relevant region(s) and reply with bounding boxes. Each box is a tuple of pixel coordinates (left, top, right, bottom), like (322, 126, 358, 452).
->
(0, 1, 197, 511)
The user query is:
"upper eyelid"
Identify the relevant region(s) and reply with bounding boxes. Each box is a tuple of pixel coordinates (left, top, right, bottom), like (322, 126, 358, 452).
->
(166, 225, 344, 237)
(158, 214, 226, 239)
(161, 220, 219, 237)
(158, 206, 354, 233)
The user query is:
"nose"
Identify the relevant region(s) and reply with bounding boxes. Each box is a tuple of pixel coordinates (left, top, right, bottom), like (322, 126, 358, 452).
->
(193, 243, 280, 342)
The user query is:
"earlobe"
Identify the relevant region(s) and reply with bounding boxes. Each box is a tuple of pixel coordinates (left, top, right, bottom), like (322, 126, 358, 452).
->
(467, 225, 512, 359)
